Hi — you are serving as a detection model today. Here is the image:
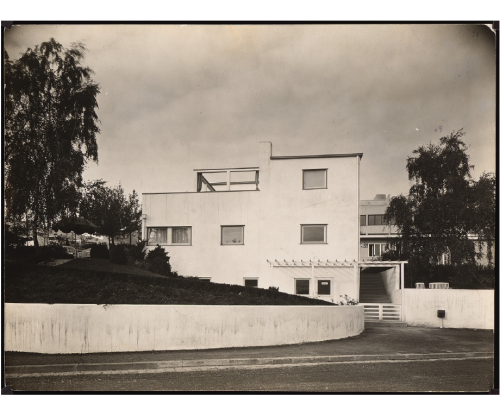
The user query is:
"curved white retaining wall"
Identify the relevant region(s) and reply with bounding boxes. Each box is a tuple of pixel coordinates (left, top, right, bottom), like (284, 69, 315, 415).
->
(5, 304, 364, 354)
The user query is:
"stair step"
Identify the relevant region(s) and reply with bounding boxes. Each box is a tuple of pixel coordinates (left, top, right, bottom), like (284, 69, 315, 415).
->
(365, 321, 407, 327)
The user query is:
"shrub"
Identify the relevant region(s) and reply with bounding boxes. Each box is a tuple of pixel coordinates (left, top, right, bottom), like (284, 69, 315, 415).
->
(125, 240, 147, 262)
(109, 244, 128, 264)
(88, 243, 109, 259)
(268, 286, 280, 292)
(14, 245, 74, 264)
(145, 244, 170, 262)
(333, 294, 358, 306)
(145, 257, 172, 276)
(143, 245, 172, 276)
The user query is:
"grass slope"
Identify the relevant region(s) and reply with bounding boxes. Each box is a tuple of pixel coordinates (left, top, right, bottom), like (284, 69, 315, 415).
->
(4, 261, 333, 306)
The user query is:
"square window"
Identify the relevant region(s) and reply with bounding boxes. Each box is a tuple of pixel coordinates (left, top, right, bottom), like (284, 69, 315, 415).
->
(303, 169, 327, 190)
(317, 280, 331, 295)
(301, 225, 327, 244)
(147, 227, 192, 246)
(244, 279, 258, 287)
(295, 279, 310, 295)
(221, 226, 244, 245)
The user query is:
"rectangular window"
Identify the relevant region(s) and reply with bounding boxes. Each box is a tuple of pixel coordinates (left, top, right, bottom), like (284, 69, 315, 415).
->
(360, 215, 366, 226)
(303, 169, 327, 190)
(221, 226, 244, 245)
(317, 280, 331, 295)
(198, 277, 211, 282)
(244, 279, 258, 287)
(369, 243, 386, 257)
(368, 215, 387, 226)
(301, 224, 327, 244)
(295, 279, 310, 295)
(148, 227, 191, 245)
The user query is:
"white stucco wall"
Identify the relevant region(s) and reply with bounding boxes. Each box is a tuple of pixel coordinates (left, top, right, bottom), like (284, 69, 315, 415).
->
(142, 142, 361, 301)
(403, 289, 494, 329)
(380, 267, 401, 304)
(5, 303, 364, 354)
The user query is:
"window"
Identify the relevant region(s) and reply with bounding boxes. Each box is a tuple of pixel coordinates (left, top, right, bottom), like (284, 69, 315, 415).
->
(244, 279, 258, 287)
(295, 279, 310, 295)
(301, 224, 327, 244)
(360, 215, 366, 226)
(368, 215, 387, 226)
(221, 226, 244, 245)
(303, 169, 327, 190)
(317, 280, 331, 295)
(368, 243, 386, 257)
(147, 227, 191, 245)
(198, 277, 211, 282)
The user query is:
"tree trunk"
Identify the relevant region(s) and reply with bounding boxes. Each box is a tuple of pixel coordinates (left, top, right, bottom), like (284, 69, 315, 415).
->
(33, 214, 39, 249)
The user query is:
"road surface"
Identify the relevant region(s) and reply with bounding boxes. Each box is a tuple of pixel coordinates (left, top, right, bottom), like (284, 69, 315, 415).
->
(6, 357, 494, 392)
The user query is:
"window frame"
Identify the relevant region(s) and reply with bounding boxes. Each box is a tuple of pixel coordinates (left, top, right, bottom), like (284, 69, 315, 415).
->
(221, 225, 245, 245)
(302, 169, 328, 190)
(300, 224, 327, 244)
(244, 278, 258, 287)
(367, 214, 387, 226)
(368, 243, 386, 257)
(147, 226, 192, 246)
(295, 279, 310, 295)
(317, 279, 332, 296)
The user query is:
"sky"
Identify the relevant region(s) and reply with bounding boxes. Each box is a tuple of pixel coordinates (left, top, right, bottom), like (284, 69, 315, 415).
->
(4, 24, 497, 201)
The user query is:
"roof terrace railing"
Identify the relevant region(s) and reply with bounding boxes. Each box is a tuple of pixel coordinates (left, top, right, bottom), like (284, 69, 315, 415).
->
(195, 168, 260, 192)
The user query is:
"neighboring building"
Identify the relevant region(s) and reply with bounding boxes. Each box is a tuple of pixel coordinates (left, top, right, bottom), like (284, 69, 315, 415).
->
(142, 142, 363, 303)
(359, 194, 397, 261)
(359, 194, 494, 267)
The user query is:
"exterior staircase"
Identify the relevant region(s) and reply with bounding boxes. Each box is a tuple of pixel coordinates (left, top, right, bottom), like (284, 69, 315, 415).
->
(359, 273, 391, 303)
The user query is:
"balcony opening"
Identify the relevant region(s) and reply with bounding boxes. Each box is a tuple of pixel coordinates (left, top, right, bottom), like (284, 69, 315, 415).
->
(196, 168, 259, 192)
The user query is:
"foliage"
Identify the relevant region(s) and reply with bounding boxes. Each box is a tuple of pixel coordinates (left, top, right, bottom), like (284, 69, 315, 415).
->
(5, 262, 335, 306)
(143, 245, 172, 276)
(109, 244, 128, 264)
(125, 240, 147, 262)
(4, 39, 100, 247)
(333, 294, 359, 305)
(408, 264, 494, 289)
(144, 257, 172, 276)
(79, 180, 142, 244)
(268, 286, 280, 292)
(5, 245, 74, 264)
(145, 244, 170, 262)
(87, 243, 109, 259)
(384, 130, 496, 284)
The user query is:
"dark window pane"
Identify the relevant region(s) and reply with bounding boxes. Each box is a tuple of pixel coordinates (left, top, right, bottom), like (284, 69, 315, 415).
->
(296, 280, 309, 295)
(303, 170, 326, 189)
(302, 225, 325, 243)
(360, 215, 366, 226)
(317, 280, 331, 295)
(368, 215, 387, 226)
(222, 226, 244, 245)
(245, 279, 258, 287)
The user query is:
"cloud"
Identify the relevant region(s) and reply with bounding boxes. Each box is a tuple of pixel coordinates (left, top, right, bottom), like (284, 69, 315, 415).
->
(4, 24, 496, 198)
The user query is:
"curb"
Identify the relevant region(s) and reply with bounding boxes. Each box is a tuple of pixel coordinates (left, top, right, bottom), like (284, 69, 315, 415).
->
(5, 352, 493, 377)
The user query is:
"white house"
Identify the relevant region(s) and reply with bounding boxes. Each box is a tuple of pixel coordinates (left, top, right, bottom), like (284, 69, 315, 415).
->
(142, 142, 363, 303)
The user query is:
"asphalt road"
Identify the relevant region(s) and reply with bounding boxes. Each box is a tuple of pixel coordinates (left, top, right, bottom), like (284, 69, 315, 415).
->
(6, 357, 494, 393)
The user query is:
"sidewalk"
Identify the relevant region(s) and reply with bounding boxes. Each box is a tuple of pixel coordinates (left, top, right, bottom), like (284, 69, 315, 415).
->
(5, 326, 495, 377)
